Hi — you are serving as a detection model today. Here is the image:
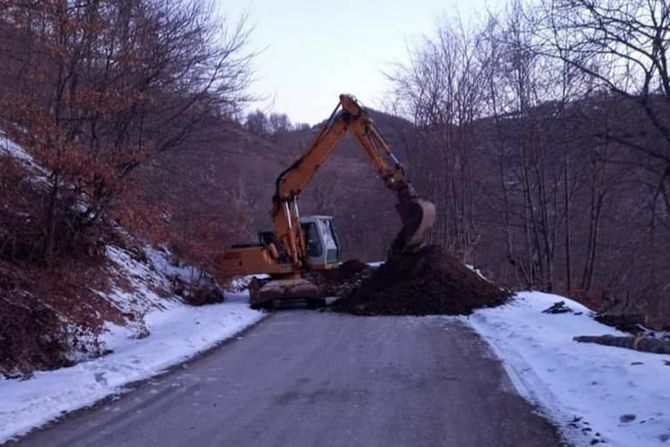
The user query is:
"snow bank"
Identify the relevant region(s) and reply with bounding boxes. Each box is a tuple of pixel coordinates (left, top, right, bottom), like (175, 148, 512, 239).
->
(104, 246, 175, 315)
(144, 246, 201, 284)
(0, 292, 264, 443)
(464, 291, 670, 446)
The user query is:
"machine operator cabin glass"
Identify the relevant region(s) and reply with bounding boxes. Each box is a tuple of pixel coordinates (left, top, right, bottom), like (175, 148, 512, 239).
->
(319, 219, 339, 263)
(303, 222, 323, 257)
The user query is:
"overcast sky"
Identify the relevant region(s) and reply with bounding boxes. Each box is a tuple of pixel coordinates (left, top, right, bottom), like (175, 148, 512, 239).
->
(217, 0, 496, 125)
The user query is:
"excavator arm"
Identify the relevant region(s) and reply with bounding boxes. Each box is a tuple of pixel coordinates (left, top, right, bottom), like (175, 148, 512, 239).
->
(272, 94, 435, 269)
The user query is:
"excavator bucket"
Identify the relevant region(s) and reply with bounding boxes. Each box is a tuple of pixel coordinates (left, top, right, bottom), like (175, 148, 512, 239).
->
(394, 198, 436, 253)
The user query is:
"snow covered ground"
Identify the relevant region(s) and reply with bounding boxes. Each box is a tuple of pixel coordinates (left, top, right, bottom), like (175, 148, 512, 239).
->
(0, 291, 264, 444)
(463, 291, 670, 447)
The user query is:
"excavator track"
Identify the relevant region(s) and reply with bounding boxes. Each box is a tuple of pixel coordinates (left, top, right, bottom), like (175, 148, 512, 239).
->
(249, 276, 325, 310)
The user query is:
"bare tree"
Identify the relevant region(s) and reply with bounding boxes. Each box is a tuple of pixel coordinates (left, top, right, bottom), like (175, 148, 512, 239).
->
(0, 0, 254, 261)
(388, 15, 491, 260)
(544, 0, 670, 232)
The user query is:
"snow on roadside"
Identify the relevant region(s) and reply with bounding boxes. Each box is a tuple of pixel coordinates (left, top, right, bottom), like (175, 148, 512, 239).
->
(0, 244, 265, 443)
(463, 291, 670, 447)
(0, 292, 264, 444)
(105, 246, 175, 313)
(144, 246, 200, 284)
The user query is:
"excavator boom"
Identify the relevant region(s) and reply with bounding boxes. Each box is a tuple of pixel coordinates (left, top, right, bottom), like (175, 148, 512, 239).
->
(272, 94, 435, 269)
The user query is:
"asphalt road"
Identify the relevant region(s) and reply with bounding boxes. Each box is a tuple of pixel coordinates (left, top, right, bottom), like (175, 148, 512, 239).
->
(10, 311, 562, 447)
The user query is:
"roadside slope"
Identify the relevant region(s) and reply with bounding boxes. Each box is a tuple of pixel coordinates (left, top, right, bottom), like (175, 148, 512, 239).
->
(0, 133, 266, 443)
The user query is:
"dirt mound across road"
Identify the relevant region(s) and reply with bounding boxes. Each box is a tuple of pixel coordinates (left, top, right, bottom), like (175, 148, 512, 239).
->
(332, 245, 510, 316)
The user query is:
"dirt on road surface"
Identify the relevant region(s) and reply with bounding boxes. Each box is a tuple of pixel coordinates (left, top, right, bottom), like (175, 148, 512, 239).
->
(7, 311, 561, 447)
(333, 245, 511, 316)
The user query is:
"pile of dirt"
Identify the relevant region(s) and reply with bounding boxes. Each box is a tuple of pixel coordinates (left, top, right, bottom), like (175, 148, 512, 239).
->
(332, 259, 371, 280)
(317, 259, 371, 295)
(332, 245, 511, 316)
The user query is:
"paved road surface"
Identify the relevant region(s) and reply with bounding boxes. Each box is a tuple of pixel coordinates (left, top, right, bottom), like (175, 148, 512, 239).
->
(9, 311, 562, 447)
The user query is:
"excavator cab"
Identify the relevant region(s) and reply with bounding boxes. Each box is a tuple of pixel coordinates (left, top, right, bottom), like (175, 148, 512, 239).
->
(300, 215, 341, 268)
(243, 216, 341, 309)
(237, 215, 340, 274)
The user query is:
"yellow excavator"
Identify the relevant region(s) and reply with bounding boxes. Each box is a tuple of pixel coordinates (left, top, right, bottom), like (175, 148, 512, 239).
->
(218, 94, 435, 309)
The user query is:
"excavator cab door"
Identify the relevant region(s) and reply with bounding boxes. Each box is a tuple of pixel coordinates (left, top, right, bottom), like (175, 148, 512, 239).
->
(300, 215, 340, 268)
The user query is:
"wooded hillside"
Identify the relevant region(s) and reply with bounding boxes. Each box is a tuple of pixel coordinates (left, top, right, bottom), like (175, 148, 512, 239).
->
(1, 0, 668, 339)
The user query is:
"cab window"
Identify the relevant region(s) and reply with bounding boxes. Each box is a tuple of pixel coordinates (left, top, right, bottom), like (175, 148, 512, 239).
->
(302, 222, 323, 257)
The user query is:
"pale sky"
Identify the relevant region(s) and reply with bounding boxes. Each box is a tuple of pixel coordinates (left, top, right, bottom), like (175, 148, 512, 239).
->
(217, 0, 495, 125)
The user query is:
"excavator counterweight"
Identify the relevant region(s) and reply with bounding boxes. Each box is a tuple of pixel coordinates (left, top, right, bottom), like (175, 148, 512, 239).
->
(218, 94, 436, 309)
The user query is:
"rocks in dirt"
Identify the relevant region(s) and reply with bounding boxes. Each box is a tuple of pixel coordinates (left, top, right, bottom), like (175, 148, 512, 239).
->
(170, 273, 224, 306)
(184, 287, 224, 306)
(317, 259, 372, 296)
(332, 245, 511, 316)
(573, 334, 670, 354)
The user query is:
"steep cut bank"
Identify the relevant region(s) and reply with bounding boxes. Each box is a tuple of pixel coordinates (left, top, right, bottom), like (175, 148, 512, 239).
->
(332, 245, 511, 316)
